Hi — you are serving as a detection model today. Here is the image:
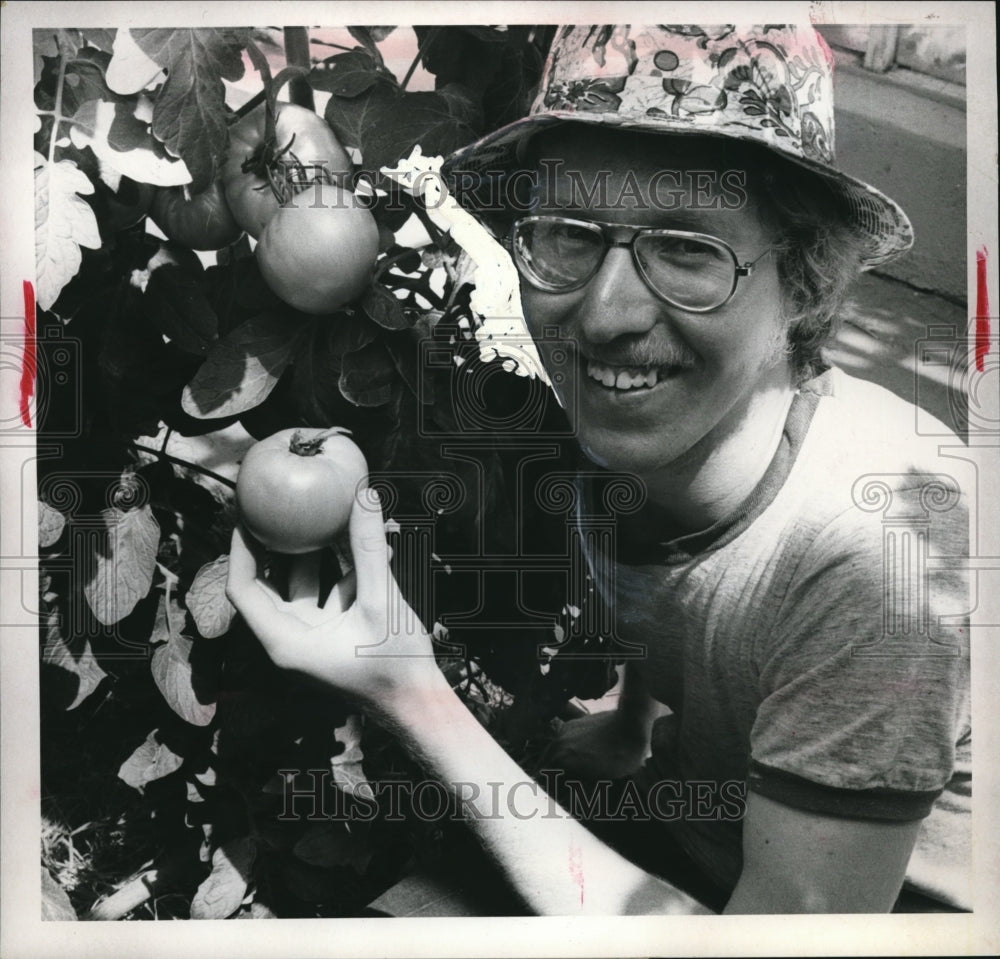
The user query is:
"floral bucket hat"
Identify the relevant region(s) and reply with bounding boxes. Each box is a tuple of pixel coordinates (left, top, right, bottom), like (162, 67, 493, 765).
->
(443, 24, 914, 267)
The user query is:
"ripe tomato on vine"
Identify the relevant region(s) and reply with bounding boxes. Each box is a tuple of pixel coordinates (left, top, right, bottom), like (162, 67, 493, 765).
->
(222, 102, 355, 238)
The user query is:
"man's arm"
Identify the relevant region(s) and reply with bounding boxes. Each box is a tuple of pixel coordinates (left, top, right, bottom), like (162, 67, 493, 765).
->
(724, 791, 921, 913)
(227, 505, 710, 917)
(377, 669, 711, 916)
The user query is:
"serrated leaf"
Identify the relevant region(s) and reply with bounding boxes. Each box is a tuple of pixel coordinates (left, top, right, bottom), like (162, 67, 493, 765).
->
(384, 329, 427, 402)
(144, 264, 218, 355)
(63, 47, 120, 115)
(361, 283, 410, 330)
(188, 555, 235, 639)
(323, 80, 397, 157)
(190, 837, 255, 920)
(107, 99, 153, 152)
(82, 504, 160, 626)
(118, 728, 184, 792)
(346, 26, 395, 67)
(354, 88, 481, 174)
(38, 502, 67, 548)
(41, 609, 108, 710)
(34, 29, 117, 85)
(181, 313, 298, 418)
(331, 715, 373, 799)
(151, 629, 217, 727)
(69, 99, 191, 187)
(338, 341, 397, 407)
(41, 868, 78, 921)
(34, 155, 101, 312)
(106, 28, 163, 94)
(132, 28, 248, 193)
(330, 760, 373, 800)
(309, 50, 387, 98)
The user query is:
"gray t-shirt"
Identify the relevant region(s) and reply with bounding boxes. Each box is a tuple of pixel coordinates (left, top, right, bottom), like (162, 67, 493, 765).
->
(584, 368, 972, 908)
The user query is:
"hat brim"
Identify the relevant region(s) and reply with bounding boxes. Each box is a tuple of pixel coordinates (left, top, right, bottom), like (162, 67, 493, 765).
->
(442, 112, 914, 269)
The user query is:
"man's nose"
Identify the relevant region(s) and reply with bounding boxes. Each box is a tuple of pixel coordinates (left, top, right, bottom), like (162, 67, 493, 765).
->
(574, 245, 662, 345)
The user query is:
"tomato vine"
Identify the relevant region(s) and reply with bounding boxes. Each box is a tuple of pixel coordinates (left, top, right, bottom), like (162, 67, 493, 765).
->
(34, 23, 616, 921)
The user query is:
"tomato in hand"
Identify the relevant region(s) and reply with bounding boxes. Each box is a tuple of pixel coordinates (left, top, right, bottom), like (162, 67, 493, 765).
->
(235, 427, 369, 554)
(255, 186, 379, 314)
(222, 103, 354, 239)
(150, 179, 243, 251)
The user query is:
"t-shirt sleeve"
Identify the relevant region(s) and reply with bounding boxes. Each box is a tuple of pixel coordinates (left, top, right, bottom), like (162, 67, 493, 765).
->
(748, 484, 970, 822)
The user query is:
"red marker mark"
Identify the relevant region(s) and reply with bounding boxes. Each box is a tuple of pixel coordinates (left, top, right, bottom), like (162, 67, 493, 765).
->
(975, 248, 990, 372)
(19, 281, 36, 429)
(569, 840, 585, 906)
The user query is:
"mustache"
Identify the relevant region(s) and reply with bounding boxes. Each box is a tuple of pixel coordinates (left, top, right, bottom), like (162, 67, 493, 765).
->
(581, 342, 699, 369)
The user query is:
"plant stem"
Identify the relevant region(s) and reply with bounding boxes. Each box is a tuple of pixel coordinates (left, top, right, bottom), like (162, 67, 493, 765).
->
(47, 41, 69, 167)
(400, 27, 437, 92)
(245, 40, 277, 144)
(235, 89, 266, 117)
(283, 27, 314, 110)
(131, 443, 237, 489)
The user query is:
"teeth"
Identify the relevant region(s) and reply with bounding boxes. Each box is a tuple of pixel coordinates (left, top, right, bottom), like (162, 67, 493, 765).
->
(587, 360, 663, 391)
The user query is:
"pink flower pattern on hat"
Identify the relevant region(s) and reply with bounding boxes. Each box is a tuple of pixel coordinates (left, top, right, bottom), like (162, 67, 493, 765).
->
(532, 26, 835, 166)
(443, 24, 915, 266)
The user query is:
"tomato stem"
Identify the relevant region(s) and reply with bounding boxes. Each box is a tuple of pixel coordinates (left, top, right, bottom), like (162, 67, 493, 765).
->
(47, 40, 69, 168)
(130, 443, 237, 489)
(288, 427, 351, 456)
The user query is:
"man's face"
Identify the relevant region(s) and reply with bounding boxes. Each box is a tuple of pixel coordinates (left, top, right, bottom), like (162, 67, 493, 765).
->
(518, 128, 793, 479)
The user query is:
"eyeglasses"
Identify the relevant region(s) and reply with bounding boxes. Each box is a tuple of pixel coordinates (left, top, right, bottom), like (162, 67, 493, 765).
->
(509, 215, 773, 313)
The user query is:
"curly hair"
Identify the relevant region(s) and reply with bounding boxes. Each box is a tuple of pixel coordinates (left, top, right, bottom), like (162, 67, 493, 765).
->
(749, 148, 870, 382)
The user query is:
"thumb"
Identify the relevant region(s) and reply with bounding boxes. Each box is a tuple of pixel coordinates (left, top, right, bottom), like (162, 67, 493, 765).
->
(349, 487, 390, 618)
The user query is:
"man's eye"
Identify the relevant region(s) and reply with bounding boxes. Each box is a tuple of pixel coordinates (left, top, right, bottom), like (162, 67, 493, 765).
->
(550, 224, 594, 244)
(649, 237, 724, 262)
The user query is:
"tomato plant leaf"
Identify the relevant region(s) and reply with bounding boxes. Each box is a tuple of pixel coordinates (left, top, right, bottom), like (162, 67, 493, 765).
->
(383, 329, 428, 402)
(309, 49, 389, 98)
(33, 46, 120, 118)
(353, 87, 482, 174)
(330, 714, 373, 798)
(41, 609, 108, 710)
(144, 263, 218, 356)
(360, 283, 410, 331)
(118, 728, 185, 792)
(323, 80, 397, 157)
(106, 27, 164, 95)
(38, 501, 67, 548)
(69, 99, 192, 188)
(41, 868, 77, 921)
(347, 26, 396, 66)
(34, 29, 117, 84)
(182, 313, 298, 418)
(338, 341, 397, 407)
(34, 154, 102, 312)
(131, 28, 249, 193)
(188, 555, 235, 639)
(151, 627, 217, 727)
(190, 837, 255, 920)
(83, 504, 160, 626)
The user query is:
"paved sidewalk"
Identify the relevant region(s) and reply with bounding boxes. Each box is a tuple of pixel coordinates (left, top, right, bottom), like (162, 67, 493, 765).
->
(824, 271, 972, 437)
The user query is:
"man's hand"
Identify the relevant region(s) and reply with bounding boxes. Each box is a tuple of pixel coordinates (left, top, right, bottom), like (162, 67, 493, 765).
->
(541, 711, 650, 781)
(226, 488, 441, 709)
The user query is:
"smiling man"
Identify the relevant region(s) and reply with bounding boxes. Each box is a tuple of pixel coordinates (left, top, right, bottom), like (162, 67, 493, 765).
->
(227, 24, 971, 915)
